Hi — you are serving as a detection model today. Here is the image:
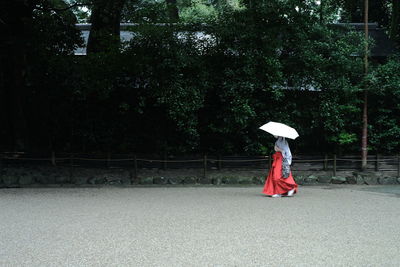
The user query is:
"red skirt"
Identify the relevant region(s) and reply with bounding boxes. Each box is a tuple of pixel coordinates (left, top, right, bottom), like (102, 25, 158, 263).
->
(262, 152, 298, 196)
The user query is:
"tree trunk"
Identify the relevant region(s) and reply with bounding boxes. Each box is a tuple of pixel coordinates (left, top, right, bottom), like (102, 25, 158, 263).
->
(343, 0, 361, 22)
(87, 0, 126, 54)
(243, 0, 253, 9)
(389, 0, 399, 44)
(166, 0, 179, 22)
(361, 0, 368, 170)
(0, 0, 33, 151)
(319, 0, 324, 24)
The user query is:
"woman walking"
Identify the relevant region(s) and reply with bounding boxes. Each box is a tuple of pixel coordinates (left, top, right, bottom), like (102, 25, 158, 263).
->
(262, 137, 298, 197)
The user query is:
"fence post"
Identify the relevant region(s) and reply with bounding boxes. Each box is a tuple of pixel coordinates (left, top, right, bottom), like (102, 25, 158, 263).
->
(218, 155, 222, 170)
(397, 154, 400, 178)
(107, 152, 111, 168)
(375, 154, 379, 171)
(133, 154, 138, 184)
(162, 152, 167, 170)
(69, 153, 74, 180)
(323, 154, 328, 171)
(268, 154, 272, 169)
(203, 154, 207, 180)
(333, 154, 337, 177)
(51, 151, 56, 166)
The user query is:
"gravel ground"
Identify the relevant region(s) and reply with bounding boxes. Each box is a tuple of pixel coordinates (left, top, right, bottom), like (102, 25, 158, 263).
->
(0, 185, 399, 267)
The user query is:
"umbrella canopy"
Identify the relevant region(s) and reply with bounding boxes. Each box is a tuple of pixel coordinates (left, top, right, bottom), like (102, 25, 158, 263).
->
(259, 121, 299, 140)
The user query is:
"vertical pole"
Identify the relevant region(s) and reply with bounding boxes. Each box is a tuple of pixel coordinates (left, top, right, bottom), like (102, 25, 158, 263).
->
(69, 153, 74, 181)
(333, 154, 337, 177)
(133, 154, 138, 183)
(203, 154, 207, 180)
(51, 151, 56, 166)
(389, 0, 399, 41)
(107, 152, 111, 168)
(323, 154, 328, 171)
(319, 0, 324, 24)
(375, 154, 379, 171)
(218, 155, 222, 170)
(361, 0, 369, 171)
(0, 153, 3, 174)
(268, 154, 272, 169)
(163, 152, 167, 170)
(397, 154, 400, 178)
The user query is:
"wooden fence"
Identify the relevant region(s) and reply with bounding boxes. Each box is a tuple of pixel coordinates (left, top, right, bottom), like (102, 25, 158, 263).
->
(1, 152, 400, 179)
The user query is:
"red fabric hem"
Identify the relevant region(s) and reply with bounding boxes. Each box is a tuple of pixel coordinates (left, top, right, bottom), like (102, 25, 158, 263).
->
(262, 152, 298, 196)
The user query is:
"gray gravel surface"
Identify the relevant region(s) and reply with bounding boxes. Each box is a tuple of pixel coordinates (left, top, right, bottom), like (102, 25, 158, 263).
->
(0, 185, 399, 267)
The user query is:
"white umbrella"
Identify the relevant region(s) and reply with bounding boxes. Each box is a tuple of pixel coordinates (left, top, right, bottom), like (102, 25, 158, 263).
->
(259, 121, 299, 140)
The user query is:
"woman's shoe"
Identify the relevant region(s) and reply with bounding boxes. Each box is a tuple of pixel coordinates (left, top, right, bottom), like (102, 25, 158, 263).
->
(271, 194, 281, 198)
(287, 189, 295, 197)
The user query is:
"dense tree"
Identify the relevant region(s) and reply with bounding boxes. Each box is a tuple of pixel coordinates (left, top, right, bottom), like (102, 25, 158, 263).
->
(0, 0, 34, 151)
(0, 0, 82, 151)
(368, 57, 400, 152)
(1, 0, 398, 156)
(338, 0, 399, 46)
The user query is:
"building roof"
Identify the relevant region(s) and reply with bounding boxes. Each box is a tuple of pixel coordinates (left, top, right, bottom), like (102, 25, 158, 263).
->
(333, 23, 398, 58)
(75, 23, 398, 57)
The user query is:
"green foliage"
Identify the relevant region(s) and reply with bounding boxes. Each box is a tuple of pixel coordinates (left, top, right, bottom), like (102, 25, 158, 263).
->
(337, 132, 358, 145)
(14, 0, 400, 155)
(120, 0, 244, 23)
(180, 0, 218, 23)
(123, 0, 170, 23)
(368, 57, 400, 153)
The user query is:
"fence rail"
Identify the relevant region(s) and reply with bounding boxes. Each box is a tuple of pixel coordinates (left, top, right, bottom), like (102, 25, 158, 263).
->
(2, 152, 400, 177)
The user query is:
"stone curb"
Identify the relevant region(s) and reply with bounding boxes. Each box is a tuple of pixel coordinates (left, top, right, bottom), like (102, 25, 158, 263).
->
(1, 168, 400, 188)
(1, 177, 399, 188)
